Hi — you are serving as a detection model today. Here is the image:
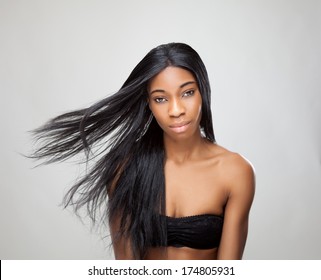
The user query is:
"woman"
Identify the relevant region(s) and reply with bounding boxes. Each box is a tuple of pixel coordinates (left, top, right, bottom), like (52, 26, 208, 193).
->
(31, 42, 255, 260)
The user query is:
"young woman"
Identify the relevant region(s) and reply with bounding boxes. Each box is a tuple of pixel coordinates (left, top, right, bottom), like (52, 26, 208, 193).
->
(31, 42, 255, 260)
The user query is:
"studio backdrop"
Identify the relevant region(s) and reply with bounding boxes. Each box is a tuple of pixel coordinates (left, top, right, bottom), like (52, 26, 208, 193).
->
(0, 0, 320, 259)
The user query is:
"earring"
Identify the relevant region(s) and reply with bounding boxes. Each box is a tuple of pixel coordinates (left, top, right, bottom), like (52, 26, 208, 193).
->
(200, 126, 206, 137)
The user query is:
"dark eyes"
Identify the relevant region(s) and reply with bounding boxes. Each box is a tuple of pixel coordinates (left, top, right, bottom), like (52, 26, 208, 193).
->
(154, 90, 195, 103)
(183, 90, 195, 97)
(154, 97, 166, 103)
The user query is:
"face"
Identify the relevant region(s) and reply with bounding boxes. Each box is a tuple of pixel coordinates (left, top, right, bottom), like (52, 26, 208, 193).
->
(148, 66, 202, 140)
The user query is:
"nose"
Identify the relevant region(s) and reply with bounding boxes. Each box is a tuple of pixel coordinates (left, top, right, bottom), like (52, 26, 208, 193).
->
(168, 98, 185, 118)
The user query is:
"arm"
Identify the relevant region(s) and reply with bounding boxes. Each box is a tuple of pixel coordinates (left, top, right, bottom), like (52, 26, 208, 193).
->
(217, 154, 255, 260)
(109, 214, 135, 260)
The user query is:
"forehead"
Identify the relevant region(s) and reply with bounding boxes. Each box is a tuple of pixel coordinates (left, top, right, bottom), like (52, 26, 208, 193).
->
(149, 67, 196, 90)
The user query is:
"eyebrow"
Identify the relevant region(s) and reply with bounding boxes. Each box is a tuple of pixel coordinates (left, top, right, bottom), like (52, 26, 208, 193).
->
(149, 81, 196, 95)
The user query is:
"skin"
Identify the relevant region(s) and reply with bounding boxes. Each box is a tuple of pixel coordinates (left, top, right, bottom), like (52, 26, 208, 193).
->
(112, 66, 255, 260)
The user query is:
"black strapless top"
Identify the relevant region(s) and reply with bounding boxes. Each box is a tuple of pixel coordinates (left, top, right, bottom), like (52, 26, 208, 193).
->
(156, 214, 224, 250)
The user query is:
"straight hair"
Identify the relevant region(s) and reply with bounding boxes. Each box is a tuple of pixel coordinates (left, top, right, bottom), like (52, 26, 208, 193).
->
(30, 42, 215, 259)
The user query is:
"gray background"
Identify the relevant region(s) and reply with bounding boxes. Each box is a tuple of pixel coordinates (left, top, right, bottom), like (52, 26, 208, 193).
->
(1, 0, 320, 259)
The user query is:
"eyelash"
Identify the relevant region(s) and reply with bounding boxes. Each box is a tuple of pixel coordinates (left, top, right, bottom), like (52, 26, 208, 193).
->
(154, 90, 195, 103)
(154, 97, 166, 103)
(183, 90, 195, 97)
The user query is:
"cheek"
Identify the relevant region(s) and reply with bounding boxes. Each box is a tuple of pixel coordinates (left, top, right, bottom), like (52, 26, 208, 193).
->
(196, 95, 203, 117)
(187, 96, 202, 117)
(194, 105, 202, 123)
(149, 104, 167, 126)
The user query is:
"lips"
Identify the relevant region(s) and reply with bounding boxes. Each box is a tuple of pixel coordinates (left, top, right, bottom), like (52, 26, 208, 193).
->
(169, 121, 191, 133)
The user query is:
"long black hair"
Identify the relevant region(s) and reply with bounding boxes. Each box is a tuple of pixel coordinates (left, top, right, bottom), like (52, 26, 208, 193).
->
(31, 42, 215, 259)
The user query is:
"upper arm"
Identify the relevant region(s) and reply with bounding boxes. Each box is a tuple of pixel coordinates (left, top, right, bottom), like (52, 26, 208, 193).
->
(217, 154, 255, 259)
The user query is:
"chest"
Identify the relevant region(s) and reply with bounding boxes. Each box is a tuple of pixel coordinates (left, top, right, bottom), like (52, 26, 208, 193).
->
(164, 160, 228, 216)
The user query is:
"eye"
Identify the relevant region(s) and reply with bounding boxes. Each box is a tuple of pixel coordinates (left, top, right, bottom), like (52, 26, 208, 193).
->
(182, 89, 195, 97)
(154, 97, 167, 103)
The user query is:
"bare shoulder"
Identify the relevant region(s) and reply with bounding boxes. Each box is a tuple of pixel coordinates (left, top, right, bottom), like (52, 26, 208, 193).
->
(210, 144, 255, 195)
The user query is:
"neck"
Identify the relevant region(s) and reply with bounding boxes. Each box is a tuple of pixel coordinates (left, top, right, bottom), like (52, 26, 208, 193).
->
(163, 131, 206, 164)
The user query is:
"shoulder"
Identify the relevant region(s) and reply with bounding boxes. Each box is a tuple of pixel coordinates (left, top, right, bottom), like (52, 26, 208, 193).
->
(210, 144, 255, 197)
(208, 145, 255, 230)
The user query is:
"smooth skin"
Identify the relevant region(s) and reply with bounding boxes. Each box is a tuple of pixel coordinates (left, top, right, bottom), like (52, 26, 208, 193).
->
(112, 66, 255, 260)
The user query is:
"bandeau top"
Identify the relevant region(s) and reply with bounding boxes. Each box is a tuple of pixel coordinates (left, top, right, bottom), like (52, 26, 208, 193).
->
(154, 214, 224, 250)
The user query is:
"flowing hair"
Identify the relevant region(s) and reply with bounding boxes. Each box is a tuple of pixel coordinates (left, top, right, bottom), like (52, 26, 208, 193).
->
(30, 42, 215, 259)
